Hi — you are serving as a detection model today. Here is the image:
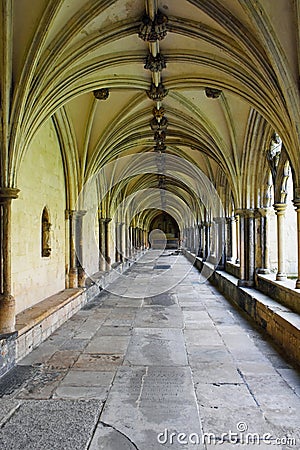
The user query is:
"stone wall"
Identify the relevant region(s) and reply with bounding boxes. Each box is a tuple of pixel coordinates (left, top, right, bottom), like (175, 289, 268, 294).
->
(11, 119, 66, 314)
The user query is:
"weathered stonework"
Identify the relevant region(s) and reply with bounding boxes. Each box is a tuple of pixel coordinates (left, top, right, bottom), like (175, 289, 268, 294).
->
(0, 332, 17, 378)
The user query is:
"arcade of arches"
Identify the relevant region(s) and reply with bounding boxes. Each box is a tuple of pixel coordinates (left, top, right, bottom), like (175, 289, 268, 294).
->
(1, 0, 300, 377)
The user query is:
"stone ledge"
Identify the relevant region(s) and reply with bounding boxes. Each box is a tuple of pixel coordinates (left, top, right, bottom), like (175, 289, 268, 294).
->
(256, 273, 300, 315)
(183, 250, 300, 366)
(16, 288, 83, 336)
(15, 288, 89, 362)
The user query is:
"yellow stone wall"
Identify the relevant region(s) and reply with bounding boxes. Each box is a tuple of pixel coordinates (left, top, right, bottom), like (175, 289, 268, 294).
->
(11, 119, 66, 314)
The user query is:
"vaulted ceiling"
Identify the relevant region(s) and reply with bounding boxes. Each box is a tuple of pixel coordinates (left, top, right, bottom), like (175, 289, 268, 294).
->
(2, 0, 300, 211)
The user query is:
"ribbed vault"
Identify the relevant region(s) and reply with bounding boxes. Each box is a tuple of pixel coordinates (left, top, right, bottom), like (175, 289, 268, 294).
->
(1, 0, 300, 212)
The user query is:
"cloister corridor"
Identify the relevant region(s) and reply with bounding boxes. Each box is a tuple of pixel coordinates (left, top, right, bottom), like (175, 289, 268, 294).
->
(0, 251, 299, 450)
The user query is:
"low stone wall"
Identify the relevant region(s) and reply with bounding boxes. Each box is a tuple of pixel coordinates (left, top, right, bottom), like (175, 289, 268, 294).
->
(256, 274, 300, 315)
(225, 261, 240, 278)
(183, 250, 300, 366)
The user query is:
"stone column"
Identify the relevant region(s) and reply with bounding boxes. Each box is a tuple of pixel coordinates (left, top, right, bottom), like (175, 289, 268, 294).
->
(293, 200, 300, 288)
(237, 209, 255, 287)
(188, 227, 192, 251)
(235, 213, 240, 264)
(214, 217, 226, 268)
(257, 208, 271, 274)
(104, 218, 112, 270)
(98, 218, 106, 271)
(115, 223, 121, 263)
(75, 210, 87, 288)
(127, 225, 132, 258)
(138, 228, 142, 249)
(0, 188, 19, 333)
(274, 203, 287, 281)
(144, 230, 148, 250)
(120, 222, 126, 262)
(247, 210, 256, 285)
(66, 210, 78, 288)
(226, 217, 233, 262)
(197, 223, 203, 257)
(129, 226, 134, 255)
(231, 216, 237, 263)
(203, 222, 210, 261)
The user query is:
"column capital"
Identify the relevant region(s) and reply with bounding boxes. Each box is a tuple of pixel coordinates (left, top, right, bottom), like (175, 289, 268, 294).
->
(0, 187, 19, 202)
(213, 216, 226, 224)
(76, 210, 87, 218)
(99, 217, 112, 224)
(256, 207, 272, 218)
(235, 208, 255, 218)
(66, 209, 87, 219)
(273, 203, 287, 214)
(293, 199, 300, 211)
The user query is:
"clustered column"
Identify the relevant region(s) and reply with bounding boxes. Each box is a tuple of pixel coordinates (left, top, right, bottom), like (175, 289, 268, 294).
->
(214, 217, 226, 268)
(67, 210, 78, 287)
(67, 210, 86, 288)
(256, 208, 271, 274)
(237, 209, 255, 287)
(273, 203, 287, 281)
(76, 210, 86, 287)
(0, 188, 19, 333)
(294, 201, 300, 288)
(226, 217, 233, 262)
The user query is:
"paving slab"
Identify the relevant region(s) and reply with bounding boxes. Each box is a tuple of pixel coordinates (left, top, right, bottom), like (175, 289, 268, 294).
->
(124, 328, 188, 366)
(16, 368, 67, 399)
(89, 422, 138, 449)
(85, 336, 130, 354)
(17, 341, 58, 366)
(45, 350, 80, 369)
(73, 353, 123, 371)
(191, 362, 242, 384)
(96, 325, 133, 336)
(134, 306, 183, 328)
(100, 366, 204, 449)
(195, 382, 258, 409)
(187, 345, 234, 366)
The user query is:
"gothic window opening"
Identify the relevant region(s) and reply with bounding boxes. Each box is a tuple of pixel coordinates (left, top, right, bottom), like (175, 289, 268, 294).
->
(41, 207, 51, 257)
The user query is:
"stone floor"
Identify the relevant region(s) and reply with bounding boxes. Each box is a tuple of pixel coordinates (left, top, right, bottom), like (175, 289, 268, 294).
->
(0, 251, 299, 449)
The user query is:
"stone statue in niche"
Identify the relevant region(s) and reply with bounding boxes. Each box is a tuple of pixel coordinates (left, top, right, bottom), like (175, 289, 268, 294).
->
(267, 132, 281, 181)
(42, 207, 51, 257)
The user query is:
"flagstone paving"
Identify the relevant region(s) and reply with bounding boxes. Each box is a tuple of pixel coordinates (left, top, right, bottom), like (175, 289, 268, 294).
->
(0, 251, 299, 449)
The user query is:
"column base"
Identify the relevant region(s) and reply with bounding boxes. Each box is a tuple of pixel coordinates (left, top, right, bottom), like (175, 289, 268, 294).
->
(78, 267, 86, 288)
(68, 268, 78, 288)
(99, 257, 106, 272)
(0, 293, 16, 334)
(257, 268, 271, 274)
(276, 272, 287, 281)
(237, 280, 255, 287)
